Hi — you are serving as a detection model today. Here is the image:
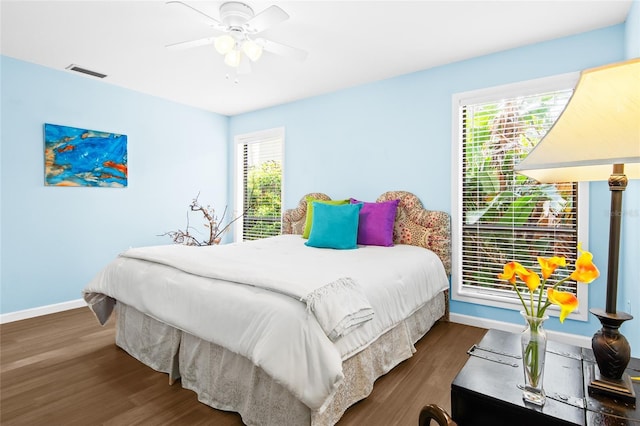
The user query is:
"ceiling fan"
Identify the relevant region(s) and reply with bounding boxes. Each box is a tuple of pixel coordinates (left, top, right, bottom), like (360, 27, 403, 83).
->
(166, 1, 308, 75)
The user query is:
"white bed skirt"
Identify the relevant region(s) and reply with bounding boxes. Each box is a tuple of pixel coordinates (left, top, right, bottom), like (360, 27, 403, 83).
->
(114, 291, 446, 426)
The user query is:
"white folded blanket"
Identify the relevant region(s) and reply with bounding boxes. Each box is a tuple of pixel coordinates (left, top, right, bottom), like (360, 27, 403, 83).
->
(306, 277, 374, 341)
(119, 237, 375, 340)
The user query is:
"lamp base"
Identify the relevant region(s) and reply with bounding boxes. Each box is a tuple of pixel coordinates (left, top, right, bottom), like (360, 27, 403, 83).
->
(588, 363, 636, 404)
(589, 308, 635, 404)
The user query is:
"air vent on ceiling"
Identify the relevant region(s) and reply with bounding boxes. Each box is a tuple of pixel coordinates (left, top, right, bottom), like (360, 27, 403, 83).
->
(65, 64, 107, 79)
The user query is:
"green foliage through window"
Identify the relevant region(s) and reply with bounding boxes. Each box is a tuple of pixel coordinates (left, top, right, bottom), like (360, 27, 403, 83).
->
(244, 160, 282, 240)
(461, 90, 579, 296)
(241, 138, 283, 241)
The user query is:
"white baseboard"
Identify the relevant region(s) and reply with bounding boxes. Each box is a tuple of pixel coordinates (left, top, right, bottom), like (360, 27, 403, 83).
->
(0, 299, 87, 324)
(450, 312, 592, 349)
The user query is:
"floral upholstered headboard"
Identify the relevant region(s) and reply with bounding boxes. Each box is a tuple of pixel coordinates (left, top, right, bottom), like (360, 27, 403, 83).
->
(281, 192, 331, 236)
(282, 191, 451, 276)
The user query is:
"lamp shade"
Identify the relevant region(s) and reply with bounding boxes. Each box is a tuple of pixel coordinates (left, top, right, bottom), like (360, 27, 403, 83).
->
(242, 39, 263, 62)
(214, 35, 236, 55)
(514, 58, 640, 183)
(224, 49, 242, 68)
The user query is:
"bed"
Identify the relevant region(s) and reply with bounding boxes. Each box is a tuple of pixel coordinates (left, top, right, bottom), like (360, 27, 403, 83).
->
(83, 190, 451, 426)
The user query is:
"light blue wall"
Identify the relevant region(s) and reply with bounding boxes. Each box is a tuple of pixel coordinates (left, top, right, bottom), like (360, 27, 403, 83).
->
(626, 0, 640, 58)
(0, 56, 229, 313)
(230, 24, 640, 355)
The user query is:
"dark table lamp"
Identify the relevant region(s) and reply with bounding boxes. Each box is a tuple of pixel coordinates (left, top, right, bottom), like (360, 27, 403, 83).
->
(515, 58, 639, 402)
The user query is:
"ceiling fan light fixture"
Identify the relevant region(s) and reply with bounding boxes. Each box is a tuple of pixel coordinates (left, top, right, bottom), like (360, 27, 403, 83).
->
(224, 49, 242, 67)
(166, 2, 308, 74)
(214, 34, 236, 55)
(241, 39, 263, 62)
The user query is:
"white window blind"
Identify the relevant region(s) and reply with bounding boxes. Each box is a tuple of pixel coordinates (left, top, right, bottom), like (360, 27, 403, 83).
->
(452, 74, 589, 319)
(235, 128, 283, 241)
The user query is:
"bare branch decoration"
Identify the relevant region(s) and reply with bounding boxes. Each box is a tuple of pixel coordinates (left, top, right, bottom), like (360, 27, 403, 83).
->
(159, 192, 245, 246)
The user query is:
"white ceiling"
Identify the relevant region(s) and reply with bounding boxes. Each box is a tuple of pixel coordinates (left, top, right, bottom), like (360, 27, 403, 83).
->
(0, 0, 632, 116)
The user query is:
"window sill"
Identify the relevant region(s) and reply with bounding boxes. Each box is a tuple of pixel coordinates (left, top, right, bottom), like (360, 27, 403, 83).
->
(452, 286, 588, 321)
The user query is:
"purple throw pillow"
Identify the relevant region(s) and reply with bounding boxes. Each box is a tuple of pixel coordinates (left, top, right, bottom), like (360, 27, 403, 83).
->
(350, 198, 400, 246)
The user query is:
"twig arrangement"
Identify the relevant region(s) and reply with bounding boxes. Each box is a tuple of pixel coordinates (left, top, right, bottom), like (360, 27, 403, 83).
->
(160, 192, 244, 246)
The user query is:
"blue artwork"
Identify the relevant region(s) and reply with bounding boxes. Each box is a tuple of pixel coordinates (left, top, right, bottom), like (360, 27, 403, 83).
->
(44, 123, 127, 187)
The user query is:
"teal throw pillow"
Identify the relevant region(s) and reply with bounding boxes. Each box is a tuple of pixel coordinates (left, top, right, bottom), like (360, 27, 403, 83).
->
(305, 202, 362, 249)
(302, 197, 349, 238)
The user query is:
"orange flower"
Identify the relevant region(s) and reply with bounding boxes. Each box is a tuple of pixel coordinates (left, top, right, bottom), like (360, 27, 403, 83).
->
(498, 261, 520, 284)
(498, 261, 540, 292)
(547, 288, 578, 323)
(569, 243, 600, 284)
(537, 256, 566, 280)
(516, 267, 541, 293)
(498, 243, 598, 322)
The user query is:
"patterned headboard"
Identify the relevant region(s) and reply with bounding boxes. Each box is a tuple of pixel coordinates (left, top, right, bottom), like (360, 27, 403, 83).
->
(281, 192, 331, 236)
(282, 191, 451, 276)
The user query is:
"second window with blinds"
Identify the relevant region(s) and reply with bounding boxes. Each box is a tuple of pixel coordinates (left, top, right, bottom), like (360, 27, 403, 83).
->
(451, 72, 590, 321)
(234, 127, 284, 241)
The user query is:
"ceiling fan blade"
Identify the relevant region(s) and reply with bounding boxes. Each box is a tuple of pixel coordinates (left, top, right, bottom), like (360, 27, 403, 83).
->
(166, 36, 216, 50)
(245, 5, 289, 34)
(165, 1, 223, 29)
(258, 39, 308, 62)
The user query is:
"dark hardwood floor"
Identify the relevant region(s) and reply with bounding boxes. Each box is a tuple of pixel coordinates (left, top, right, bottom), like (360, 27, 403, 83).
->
(0, 308, 486, 425)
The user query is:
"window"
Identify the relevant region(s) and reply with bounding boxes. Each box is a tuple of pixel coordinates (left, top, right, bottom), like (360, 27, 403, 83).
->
(451, 73, 590, 320)
(234, 128, 284, 241)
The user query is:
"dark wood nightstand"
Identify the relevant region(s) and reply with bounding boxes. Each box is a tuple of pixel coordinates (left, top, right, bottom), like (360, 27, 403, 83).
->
(451, 329, 639, 425)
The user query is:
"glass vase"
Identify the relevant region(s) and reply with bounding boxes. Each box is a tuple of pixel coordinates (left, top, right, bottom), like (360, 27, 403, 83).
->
(520, 311, 548, 406)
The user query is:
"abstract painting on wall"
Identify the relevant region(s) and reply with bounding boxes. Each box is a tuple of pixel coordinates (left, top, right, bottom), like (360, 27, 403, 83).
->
(44, 123, 128, 187)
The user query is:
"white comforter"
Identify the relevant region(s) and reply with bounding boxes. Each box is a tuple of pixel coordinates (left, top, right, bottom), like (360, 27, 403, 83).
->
(82, 235, 448, 412)
(118, 240, 375, 341)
